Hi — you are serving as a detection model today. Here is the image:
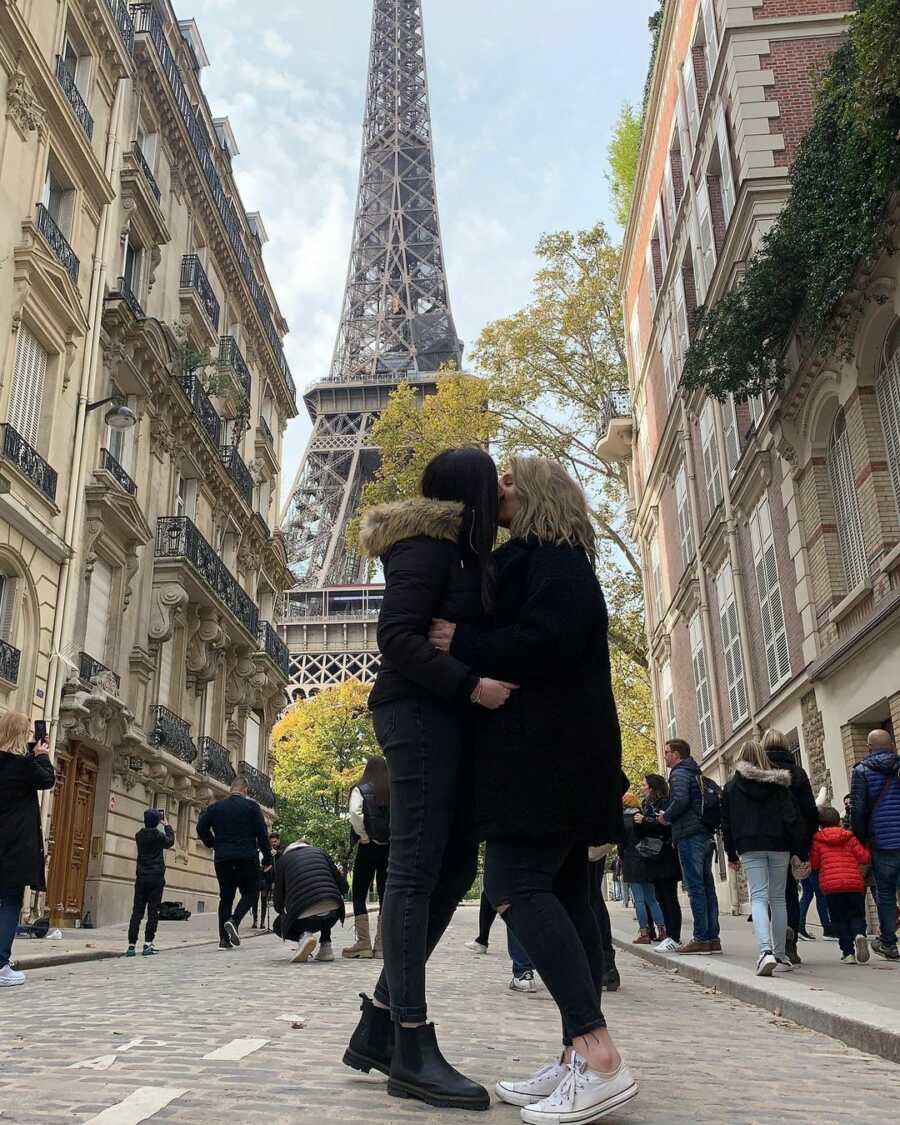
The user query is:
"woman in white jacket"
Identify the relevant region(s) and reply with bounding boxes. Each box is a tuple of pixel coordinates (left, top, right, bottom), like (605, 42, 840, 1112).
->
(344, 756, 390, 958)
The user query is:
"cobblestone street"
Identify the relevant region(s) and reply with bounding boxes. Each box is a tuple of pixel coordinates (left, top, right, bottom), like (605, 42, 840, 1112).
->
(2, 909, 898, 1124)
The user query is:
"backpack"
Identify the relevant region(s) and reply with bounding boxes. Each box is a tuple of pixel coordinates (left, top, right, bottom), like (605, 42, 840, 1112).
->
(697, 775, 722, 831)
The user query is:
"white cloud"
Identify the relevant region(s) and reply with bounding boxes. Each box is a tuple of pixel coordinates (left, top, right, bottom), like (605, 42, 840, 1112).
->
(262, 29, 293, 59)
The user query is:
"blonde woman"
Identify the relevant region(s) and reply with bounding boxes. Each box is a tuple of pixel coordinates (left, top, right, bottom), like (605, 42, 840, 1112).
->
(0, 711, 55, 986)
(430, 458, 637, 1125)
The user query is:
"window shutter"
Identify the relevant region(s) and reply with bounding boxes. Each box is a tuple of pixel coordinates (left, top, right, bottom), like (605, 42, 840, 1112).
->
(702, 0, 719, 81)
(662, 324, 676, 404)
(697, 179, 717, 291)
(244, 711, 261, 770)
(645, 244, 657, 312)
(690, 206, 707, 306)
(674, 271, 690, 360)
(682, 57, 700, 147)
(675, 464, 694, 567)
(0, 576, 18, 643)
(9, 323, 49, 449)
(655, 199, 668, 270)
(158, 638, 173, 709)
(723, 396, 740, 474)
(650, 540, 664, 625)
(877, 350, 900, 517)
(716, 108, 735, 226)
(828, 410, 868, 590)
(700, 400, 723, 513)
(716, 561, 749, 727)
(749, 394, 765, 428)
(689, 611, 715, 756)
(84, 559, 113, 663)
(675, 93, 691, 185)
(664, 159, 678, 232)
(750, 496, 791, 691)
(661, 660, 677, 740)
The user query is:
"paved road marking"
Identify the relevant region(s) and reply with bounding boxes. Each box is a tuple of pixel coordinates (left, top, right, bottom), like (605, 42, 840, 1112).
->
(84, 1087, 187, 1124)
(68, 1054, 118, 1071)
(202, 1037, 269, 1061)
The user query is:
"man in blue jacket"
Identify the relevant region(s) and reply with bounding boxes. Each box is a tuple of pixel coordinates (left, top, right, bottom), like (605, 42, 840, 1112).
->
(659, 739, 722, 955)
(851, 729, 900, 960)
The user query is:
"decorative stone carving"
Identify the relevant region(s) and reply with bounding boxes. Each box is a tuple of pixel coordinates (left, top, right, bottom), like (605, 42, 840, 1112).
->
(148, 582, 189, 647)
(83, 519, 106, 577)
(224, 644, 255, 709)
(123, 543, 141, 608)
(186, 606, 226, 682)
(5, 70, 45, 139)
(58, 681, 136, 752)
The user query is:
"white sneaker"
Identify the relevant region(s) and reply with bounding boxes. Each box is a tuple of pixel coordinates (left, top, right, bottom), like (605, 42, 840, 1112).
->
(465, 939, 489, 954)
(496, 1059, 568, 1107)
(313, 941, 334, 963)
(756, 951, 777, 977)
(0, 964, 25, 987)
(520, 1054, 638, 1124)
(654, 938, 680, 953)
(854, 934, 870, 964)
(291, 934, 317, 963)
(509, 970, 541, 993)
(773, 958, 794, 974)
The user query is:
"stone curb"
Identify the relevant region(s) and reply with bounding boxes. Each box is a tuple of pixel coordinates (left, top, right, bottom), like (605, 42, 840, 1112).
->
(613, 935, 900, 1065)
(15, 929, 270, 971)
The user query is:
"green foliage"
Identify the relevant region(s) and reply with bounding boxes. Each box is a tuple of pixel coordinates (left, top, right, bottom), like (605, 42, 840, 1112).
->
(607, 103, 643, 228)
(683, 0, 900, 400)
(642, 3, 666, 115)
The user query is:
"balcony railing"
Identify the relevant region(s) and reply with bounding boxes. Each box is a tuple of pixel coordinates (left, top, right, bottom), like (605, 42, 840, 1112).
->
(199, 736, 235, 785)
(239, 761, 275, 809)
(180, 254, 220, 330)
(148, 705, 197, 764)
(0, 639, 21, 685)
(219, 445, 253, 506)
(218, 336, 252, 400)
(55, 56, 94, 141)
(258, 620, 289, 678)
(131, 140, 161, 202)
(155, 516, 259, 636)
(107, 0, 135, 54)
(79, 651, 120, 690)
(0, 424, 58, 502)
(113, 275, 144, 320)
(99, 447, 137, 496)
(258, 416, 274, 444)
(36, 203, 79, 285)
(598, 388, 632, 443)
(177, 368, 222, 448)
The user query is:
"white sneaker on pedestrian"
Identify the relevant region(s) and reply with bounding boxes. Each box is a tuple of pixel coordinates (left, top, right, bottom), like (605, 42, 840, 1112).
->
(496, 1059, 568, 1107)
(465, 939, 489, 954)
(773, 958, 794, 974)
(223, 919, 241, 947)
(0, 964, 25, 987)
(756, 951, 777, 977)
(520, 1054, 638, 1124)
(654, 937, 680, 953)
(509, 969, 541, 993)
(854, 934, 870, 964)
(313, 941, 334, 963)
(291, 934, 317, 963)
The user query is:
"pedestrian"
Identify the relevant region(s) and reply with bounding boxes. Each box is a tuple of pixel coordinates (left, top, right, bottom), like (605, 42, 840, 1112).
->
(0, 712, 55, 988)
(633, 773, 682, 951)
(611, 855, 623, 902)
(250, 854, 267, 929)
(465, 890, 497, 954)
(842, 794, 852, 830)
(343, 756, 390, 960)
(762, 729, 820, 964)
(588, 845, 620, 992)
(658, 739, 722, 955)
(621, 793, 665, 945)
(342, 447, 510, 1110)
(258, 831, 284, 930)
(197, 775, 272, 950)
(462, 890, 541, 991)
(127, 808, 175, 957)
(810, 806, 871, 965)
(431, 457, 637, 1123)
(797, 870, 832, 941)
(721, 740, 807, 977)
(850, 729, 900, 961)
(272, 839, 349, 962)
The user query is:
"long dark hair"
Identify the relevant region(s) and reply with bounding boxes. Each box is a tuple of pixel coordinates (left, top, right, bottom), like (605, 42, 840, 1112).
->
(421, 446, 499, 612)
(358, 756, 389, 806)
(645, 773, 669, 804)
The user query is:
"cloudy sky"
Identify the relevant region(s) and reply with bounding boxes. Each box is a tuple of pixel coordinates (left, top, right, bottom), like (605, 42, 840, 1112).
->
(188, 0, 658, 500)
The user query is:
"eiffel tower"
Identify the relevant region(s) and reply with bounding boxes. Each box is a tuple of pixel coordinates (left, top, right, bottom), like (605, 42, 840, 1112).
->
(280, 0, 462, 699)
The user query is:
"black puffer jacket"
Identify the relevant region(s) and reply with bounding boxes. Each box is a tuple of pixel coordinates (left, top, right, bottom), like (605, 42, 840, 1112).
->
(451, 537, 623, 845)
(134, 825, 175, 880)
(360, 499, 482, 708)
(765, 747, 819, 848)
(722, 761, 808, 863)
(0, 750, 55, 891)
(633, 799, 681, 881)
(273, 843, 350, 938)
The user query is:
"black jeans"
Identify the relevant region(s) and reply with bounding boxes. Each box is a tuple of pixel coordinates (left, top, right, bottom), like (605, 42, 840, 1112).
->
(476, 890, 497, 945)
(128, 878, 165, 945)
(352, 842, 390, 917)
(825, 892, 867, 957)
(485, 838, 606, 1041)
(786, 869, 800, 933)
(215, 857, 261, 941)
(371, 698, 478, 1023)
(277, 909, 342, 945)
(588, 860, 614, 959)
(653, 877, 683, 943)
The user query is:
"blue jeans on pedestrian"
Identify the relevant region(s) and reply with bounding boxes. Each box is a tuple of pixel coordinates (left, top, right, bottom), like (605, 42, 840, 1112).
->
(507, 925, 532, 977)
(799, 870, 831, 932)
(612, 878, 622, 901)
(677, 833, 720, 942)
(630, 881, 665, 931)
(0, 886, 25, 968)
(741, 851, 789, 958)
(871, 848, 900, 948)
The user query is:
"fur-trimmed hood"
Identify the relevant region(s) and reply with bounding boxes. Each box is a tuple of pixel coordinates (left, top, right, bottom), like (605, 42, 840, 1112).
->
(358, 498, 464, 559)
(735, 760, 793, 789)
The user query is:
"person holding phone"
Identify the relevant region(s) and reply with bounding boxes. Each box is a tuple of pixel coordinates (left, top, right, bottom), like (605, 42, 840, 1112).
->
(127, 807, 175, 956)
(0, 711, 55, 987)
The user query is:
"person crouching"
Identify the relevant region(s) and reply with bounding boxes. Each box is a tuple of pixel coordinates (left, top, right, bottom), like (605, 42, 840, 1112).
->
(272, 840, 349, 963)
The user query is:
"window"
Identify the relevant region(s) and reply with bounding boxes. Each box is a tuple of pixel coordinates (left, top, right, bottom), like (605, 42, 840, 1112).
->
(716, 109, 735, 227)
(655, 200, 668, 271)
(748, 394, 765, 429)
(62, 22, 91, 95)
(723, 396, 740, 475)
(716, 560, 749, 727)
(694, 180, 716, 302)
(750, 494, 791, 691)
(629, 308, 642, 375)
(700, 399, 723, 514)
(645, 245, 657, 313)
(876, 346, 900, 516)
(106, 383, 132, 470)
(255, 477, 271, 522)
(176, 800, 190, 850)
(41, 159, 75, 236)
(662, 323, 677, 404)
(681, 56, 700, 149)
(675, 92, 692, 184)
(675, 464, 694, 568)
(244, 711, 261, 770)
(649, 539, 664, 625)
(674, 270, 690, 363)
(176, 475, 197, 520)
(661, 661, 677, 740)
(0, 574, 18, 643)
(8, 322, 48, 450)
(701, 0, 719, 83)
(689, 611, 715, 756)
(157, 638, 173, 708)
(84, 559, 112, 664)
(136, 123, 158, 168)
(828, 408, 868, 590)
(664, 157, 678, 234)
(123, 239, 143, 299)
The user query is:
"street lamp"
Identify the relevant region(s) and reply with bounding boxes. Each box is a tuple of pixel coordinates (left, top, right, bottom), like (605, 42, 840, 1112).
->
(85, 396, 137, 431)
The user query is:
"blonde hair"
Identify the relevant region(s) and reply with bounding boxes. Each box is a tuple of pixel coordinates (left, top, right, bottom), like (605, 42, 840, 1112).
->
(507, 457, 596, 561)
(0, 711, 32, 755)
(761, 728, 786, 754)
(738, 739, 768, 771)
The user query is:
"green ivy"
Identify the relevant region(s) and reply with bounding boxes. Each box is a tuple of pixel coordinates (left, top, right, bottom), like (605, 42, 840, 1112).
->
(682, 0, 900, 400)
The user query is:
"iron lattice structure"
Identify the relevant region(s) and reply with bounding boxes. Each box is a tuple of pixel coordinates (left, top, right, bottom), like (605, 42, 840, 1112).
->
(280, 0, 461, 699)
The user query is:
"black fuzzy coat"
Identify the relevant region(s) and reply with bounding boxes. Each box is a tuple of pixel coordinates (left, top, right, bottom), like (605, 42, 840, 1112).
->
(0, 750, 56, 891)
(273, 843, 349, 938)
(452, 537, 623, 845)
(721, 761, 808, 863)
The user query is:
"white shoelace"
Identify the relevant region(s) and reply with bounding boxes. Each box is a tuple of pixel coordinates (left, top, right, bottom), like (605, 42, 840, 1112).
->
(546, 1058, 588, 1107)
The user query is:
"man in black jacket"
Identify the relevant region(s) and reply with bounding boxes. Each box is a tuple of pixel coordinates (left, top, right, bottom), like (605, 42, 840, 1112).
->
(197, 776, 272, 949)
(127, 808, 175, 956)
(273, 841, 349, 962)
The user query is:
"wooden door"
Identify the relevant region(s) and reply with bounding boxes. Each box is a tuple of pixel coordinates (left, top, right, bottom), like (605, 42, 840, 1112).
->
(46, 744, 98, 926)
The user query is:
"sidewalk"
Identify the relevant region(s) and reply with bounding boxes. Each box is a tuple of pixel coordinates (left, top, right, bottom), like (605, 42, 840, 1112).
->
(609, 898, 900, 1064)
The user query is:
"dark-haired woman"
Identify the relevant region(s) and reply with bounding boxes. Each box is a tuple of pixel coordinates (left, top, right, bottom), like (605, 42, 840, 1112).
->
(634, 773, 682, 951)
(344, 757, 391, 960)
(343, 447, 510, 1111)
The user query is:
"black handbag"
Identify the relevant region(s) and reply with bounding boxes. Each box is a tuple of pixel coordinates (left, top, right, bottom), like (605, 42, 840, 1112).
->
(635, 836, 664, 860)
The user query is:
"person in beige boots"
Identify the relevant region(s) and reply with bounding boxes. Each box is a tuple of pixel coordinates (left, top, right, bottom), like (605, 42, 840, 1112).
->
(344, 757, 390, 959)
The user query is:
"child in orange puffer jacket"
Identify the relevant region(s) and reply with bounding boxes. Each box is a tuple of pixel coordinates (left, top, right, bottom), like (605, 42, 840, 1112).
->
(810, 807, 871, 964)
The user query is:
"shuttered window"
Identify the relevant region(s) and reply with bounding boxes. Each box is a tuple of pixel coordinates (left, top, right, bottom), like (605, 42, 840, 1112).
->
(158, 638, 173, 709)
(662, 324, 677, 404)
(876, 349, 900, 517)
(244, 711, 261, 770)
(702, 0, 719, 82)
(656, 199, 668, 271)
(0, 575, 18, 642)
(723, 396, 740, 475)
(675, 464, 694, 568)
(682, 56, 700, 148)
(689, 611, 715, 756)
(716, 108, 735, 226)
(750, 494, 791, 692)
(696, 180, 716, 299)
(8, 323, 48, 449)
(675, 93, 692, 185)
(84, 559, 112, 663)
(650, 540, 664, 625)
(664, 158, 678, 233)
(645, 244, 657, 312)
(716, 560, 749, 727)
(827, 408, 868, 590)
(674, 271, 690, 362)
(700, 399, 723, 515)
(661, 660, 677, 740)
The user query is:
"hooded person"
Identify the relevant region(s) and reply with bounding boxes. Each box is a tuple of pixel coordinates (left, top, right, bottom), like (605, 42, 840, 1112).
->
(850, 729, 900, 959)
(127, 807, 175, 957)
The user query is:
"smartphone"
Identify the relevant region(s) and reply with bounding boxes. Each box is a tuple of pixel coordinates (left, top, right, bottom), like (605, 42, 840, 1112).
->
(34, 720, 47, 744)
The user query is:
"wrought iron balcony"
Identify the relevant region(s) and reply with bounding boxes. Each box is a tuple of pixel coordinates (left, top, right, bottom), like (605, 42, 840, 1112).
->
(36, 204, 79, 285)
(180, 255, 220, 330)
(258, 620, 289, 678)
(258, 416, 274, 444)
(148, 705, 197, 764)
(596, 388, 634, 463)
(177, 368, 222, 448)
(0, 639, 21, 685)
(113, 275, 144, 320)
(79, 651, 121, 690)
(0, 424, 58, 502)
(155, 516, 259, 637)
(107, 0, 135, 55)
(131, 140, 160, 202)
(239, 761, 275, 809)
(218, 337, 252, 400)
(99, 447, 137, 496)
(55, 55, 94, 141)
(199, 736, 235, 785)
(220, 445, 253, 506)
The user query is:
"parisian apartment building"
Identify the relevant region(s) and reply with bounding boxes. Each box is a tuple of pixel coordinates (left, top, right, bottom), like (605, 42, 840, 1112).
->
(0, 0, 296, 926)
(612, 0, 900, 909)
